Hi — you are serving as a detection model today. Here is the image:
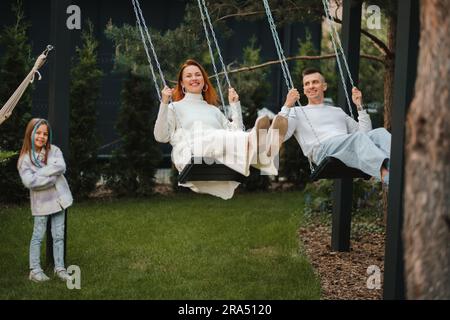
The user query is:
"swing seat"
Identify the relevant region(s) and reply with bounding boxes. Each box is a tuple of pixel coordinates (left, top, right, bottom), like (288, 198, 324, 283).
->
(178, 157, 246, 184)
(310, 156, 371, 181)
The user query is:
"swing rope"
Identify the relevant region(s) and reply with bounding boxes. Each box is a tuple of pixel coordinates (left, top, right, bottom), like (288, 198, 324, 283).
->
(131, 0, 244, 134)
(132, 0, 236, 118)
(262, 0, 322, 172)
(131, 0, 166, 101)
(198, 0, 231, 88)
(262, 0, 295, 93)
(132, 0, 188, 135)
(196, 0, 227, 115)
(321, 0, 355, 118)
(131, 0, 246, 180)
(322, 0, 355, 87)
(197, 0, 245, 130)
(262, 0, 361, 173)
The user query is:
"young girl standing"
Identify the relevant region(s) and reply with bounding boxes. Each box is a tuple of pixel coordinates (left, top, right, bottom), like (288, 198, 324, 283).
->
(17, 118, 73, 282)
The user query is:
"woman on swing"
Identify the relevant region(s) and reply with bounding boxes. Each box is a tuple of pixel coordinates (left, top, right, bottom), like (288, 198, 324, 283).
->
(154, 59, 277, 199)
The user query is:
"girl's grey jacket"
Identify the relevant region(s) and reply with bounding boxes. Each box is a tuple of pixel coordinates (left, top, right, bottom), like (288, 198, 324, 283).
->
(18, 144, 73, 216)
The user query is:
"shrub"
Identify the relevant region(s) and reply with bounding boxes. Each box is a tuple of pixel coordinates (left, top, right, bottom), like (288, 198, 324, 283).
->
(303, 178, 383, 220)
(0, 153, 27, 203)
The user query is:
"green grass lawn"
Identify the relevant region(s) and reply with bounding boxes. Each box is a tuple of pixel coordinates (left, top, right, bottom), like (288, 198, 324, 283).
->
(0, 191, 321, 300)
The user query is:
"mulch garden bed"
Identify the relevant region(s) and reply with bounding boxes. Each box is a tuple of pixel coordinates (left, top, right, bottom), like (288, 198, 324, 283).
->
(299, 222, 385, 300)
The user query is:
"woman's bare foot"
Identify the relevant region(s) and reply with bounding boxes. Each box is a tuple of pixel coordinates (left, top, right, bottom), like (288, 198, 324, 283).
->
(248, 116, 270, 164)
(255, 115, 270, 132)
(254, 115, 270, 151)
(266, 115, 287, 157)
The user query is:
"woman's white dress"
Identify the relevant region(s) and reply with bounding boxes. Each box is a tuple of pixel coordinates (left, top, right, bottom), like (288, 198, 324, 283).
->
(154, 93, 276, 199)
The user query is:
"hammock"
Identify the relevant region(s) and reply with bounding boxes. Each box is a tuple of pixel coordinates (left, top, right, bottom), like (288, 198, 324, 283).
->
(0, 45, 54, 126)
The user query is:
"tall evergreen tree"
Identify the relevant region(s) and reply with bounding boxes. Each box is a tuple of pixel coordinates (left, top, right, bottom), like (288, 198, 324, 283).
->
(0, 0, 32, 203)
(67, 21, 103, 199)
(105, 72, 161, 197)
(0, 0, 32, 150)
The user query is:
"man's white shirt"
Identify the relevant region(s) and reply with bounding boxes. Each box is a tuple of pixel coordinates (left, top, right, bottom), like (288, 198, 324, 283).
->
(278, 103, 372, 159)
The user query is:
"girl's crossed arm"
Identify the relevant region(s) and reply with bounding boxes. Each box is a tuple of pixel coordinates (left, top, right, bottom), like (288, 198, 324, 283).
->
(37, 146, 66, 177)
(19, 164, 57, 191)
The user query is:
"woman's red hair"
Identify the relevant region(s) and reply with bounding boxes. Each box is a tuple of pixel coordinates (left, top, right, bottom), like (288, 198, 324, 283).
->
(172, 59, 219, 106)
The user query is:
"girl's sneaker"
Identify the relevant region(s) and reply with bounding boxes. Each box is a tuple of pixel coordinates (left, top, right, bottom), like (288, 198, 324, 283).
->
(29, 270, 50, 282)
(55, 269, 72, 282)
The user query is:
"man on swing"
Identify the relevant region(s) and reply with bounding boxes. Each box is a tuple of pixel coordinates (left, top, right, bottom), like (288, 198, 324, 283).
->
(268, 67, 391, 185)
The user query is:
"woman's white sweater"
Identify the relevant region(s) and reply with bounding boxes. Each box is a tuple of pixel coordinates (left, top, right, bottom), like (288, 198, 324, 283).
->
(153, 92, 252, 200)
(154, 93, 243, 144)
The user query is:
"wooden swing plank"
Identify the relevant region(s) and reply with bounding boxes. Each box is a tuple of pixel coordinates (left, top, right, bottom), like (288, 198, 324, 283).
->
(178, 157, 246, 183)
(310, 156, 371, 181)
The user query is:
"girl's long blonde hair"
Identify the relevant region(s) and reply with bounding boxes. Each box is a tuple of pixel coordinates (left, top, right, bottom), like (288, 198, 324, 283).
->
(17, 118, 52, 168)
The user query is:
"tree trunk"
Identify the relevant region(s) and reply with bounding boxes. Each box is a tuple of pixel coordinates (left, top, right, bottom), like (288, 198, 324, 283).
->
(382, 14, 397, 224)
(383, 14, 396, 131)
(404, 0, 450, 300)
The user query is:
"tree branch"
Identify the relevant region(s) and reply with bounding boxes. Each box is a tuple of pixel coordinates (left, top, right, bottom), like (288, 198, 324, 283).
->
(215, 10, 267, 23)
(211, 53, 385, 78)
(165, 54, 384, 84)
(214, 7, 393, 58)
(329, 15, 393, 58)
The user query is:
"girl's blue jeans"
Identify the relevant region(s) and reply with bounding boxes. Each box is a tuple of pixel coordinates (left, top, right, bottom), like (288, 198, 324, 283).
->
(29, 210, 66, 272)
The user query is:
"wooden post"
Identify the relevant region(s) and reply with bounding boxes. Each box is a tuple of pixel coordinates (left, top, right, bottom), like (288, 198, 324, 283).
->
(331, 0, 362, 252)
(383, 0, 419, 300)
(46, 0, 72, 267)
